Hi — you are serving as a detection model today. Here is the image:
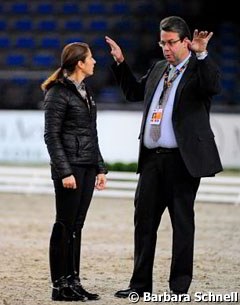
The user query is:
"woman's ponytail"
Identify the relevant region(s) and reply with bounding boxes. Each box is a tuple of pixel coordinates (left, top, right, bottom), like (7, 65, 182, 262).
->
(41, 67, 64, 91)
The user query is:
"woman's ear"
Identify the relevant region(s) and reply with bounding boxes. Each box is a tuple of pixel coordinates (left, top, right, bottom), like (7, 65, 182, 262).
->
(77, 60, 84, 69)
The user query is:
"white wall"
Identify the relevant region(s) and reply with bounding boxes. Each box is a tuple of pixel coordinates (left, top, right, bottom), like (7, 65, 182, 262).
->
(0, 110, 239, 168)
(210, 113, 240, 168)
(0, 111, 47, 163)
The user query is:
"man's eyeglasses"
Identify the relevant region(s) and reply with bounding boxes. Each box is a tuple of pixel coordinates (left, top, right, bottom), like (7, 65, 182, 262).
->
(158, 39, 181, 48)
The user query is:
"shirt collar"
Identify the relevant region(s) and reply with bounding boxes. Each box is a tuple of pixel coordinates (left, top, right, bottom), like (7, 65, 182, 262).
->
(66, 76, 84, 90)
(171, 52, 191, 71)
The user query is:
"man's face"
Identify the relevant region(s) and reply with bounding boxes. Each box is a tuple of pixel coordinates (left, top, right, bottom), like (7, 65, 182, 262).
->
(159, 30, 189, 65)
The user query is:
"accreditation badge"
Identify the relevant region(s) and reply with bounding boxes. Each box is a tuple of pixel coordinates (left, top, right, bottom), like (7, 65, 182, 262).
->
(150, 107, 163, 125)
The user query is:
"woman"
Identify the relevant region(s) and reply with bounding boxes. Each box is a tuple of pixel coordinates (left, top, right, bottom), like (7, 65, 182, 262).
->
(42, 42, 107, 301)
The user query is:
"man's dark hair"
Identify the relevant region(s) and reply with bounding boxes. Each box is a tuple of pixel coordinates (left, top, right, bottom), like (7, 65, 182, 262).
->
(160, 16, 191, 40)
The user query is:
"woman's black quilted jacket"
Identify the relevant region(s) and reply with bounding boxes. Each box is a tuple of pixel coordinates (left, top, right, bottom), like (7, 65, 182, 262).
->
(44, 78, 107, 179)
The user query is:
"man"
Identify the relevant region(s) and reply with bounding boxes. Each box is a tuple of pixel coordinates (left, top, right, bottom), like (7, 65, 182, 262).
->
(105, 16, 222, 297)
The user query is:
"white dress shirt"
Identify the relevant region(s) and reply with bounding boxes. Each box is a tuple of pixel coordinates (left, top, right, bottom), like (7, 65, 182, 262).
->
(144, 54, 191, 148)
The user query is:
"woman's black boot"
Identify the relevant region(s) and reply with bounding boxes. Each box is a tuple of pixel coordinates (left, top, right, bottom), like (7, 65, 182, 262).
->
(52, 277, 87, 301)
(70, 276, 100, 301)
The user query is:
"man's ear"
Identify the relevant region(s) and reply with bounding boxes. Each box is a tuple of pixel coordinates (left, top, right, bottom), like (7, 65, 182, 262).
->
(184, 38, 191, 50)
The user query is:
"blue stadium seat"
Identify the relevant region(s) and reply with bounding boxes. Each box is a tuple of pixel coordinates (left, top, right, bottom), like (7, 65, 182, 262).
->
(14, 20, 33, 31)
(118, 37, 135, 50)
(221, 78, 235, 91)
(64, 37, 83, 44)
(114, 20, 133, 32)
(64, 20, 83, 31)
(10, 3, 29, 14)
(36, 3, 54, 14)
(10, 77, 29, 86)
(221, 64, 238, 75)
(91, 37, 106, 48)
(0, 37, 10, 48)
(136, 3, 156, 14)
(88, 3, 106, 14)
(15, 37, 35, 49)
(0, 20, 7, 31)
(37, 20, 57, 31)
(142, 20, 157, 31)
(89, 20, 108, 31)
(62, 3, 79, 14)
(6, 54, 26, 67)
(219, 22, 234, 38)
(94, 54, 109, 67)
(112, 3, 130, 14)
(40, 37, 61, 49)
(33, 54, 55, 67)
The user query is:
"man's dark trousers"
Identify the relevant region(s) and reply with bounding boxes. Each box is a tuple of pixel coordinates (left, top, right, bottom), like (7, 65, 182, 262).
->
(129, 148, 200, 293)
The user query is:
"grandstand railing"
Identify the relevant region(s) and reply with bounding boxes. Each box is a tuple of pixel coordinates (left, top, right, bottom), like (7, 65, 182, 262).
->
(0, 166, 239, 205)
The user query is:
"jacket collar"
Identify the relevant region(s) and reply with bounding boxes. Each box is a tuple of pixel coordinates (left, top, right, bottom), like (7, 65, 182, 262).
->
(144, 61, 168, 113)
(172, 54, 196, 111)
(59, 77, 88, 100)
(144, 54, 196, 114)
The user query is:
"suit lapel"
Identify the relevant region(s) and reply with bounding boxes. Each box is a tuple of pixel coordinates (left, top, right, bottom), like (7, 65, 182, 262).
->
(144, 61, 168, 105)
(173, 55, 196, 111)
(139, 61, 168, 137)
(143, 61, 168, 115)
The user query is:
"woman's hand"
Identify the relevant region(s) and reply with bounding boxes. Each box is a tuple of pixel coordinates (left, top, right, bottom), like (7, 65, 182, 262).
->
(95, 174, 107, 190)
(62, 175, 77, 189)
(105, 36, 125, 64)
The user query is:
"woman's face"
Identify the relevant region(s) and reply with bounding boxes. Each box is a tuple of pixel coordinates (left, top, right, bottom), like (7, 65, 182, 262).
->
(79, 50, 96, 77)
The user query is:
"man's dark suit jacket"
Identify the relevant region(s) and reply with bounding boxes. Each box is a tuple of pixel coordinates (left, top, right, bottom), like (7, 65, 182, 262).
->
(112, 55, 223, 178)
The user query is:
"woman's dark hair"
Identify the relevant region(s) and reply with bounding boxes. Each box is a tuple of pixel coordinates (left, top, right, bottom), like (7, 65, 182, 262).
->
(160, 16, 191, 40)
(41, 42, 89, 91)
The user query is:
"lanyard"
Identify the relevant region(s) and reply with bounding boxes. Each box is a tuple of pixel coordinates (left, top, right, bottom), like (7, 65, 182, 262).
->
(159, 59, 190, 102)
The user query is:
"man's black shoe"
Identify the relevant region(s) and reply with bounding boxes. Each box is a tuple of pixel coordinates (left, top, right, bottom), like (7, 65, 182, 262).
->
(114, 288, 149, 298)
